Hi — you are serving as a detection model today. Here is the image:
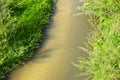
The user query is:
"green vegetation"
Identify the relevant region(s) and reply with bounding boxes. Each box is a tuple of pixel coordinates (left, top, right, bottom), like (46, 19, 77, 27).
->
(76, 0, 120, 80)
(0, 0, 55, 79)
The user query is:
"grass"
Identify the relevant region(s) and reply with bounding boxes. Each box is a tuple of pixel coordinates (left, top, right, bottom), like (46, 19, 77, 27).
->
(76, 0, 120, 80)
(0, 0, 55, 79)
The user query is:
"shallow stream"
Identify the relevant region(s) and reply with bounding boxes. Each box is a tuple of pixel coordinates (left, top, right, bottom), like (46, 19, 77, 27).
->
(9, 0, 90, 80)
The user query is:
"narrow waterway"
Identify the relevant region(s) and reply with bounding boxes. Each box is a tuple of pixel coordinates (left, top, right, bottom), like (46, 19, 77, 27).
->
(9, 0, 90, 80)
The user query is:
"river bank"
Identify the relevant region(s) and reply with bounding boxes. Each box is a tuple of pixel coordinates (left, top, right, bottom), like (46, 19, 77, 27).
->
(0, 0, 56, 80)
(77, 0, 120, 80)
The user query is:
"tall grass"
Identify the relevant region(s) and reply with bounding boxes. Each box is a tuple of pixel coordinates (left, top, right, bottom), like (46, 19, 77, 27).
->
(76, 0, 120, 80)
(0, 0, 55, 79)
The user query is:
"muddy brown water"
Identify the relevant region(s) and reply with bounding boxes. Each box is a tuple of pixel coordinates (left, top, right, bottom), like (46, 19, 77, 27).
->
(9, 0, 90, 80)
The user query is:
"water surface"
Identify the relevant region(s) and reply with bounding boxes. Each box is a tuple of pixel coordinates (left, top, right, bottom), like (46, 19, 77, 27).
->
(9, 0, 90, 80)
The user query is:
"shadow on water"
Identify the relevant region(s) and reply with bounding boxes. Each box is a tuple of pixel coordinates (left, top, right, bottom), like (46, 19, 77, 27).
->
(29, 0, 58, 63)
(26, 0, 59, 61)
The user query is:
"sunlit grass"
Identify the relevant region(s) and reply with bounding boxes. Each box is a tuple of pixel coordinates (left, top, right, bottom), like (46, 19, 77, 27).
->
(0, 0, 55, 79)
(76, 0, 120, 80)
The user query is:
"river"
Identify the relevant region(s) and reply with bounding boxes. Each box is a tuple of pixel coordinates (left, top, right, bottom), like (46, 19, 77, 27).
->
(9, 0, 90, 80)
